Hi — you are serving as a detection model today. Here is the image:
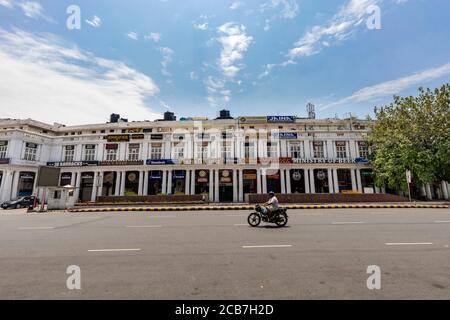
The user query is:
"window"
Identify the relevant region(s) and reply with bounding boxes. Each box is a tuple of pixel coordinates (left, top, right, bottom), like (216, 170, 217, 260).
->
(358, 141, 370, 159)
(267, 142, 278, 158)
(289, 142, 302, 159)
(23, 143, 38, 161)
(128, 144, 140, 161)
(172, 143, 184, 159)
(0, 141, 8, 159)
(150, 143, 162, 159)
(64, 146, 75, 162)
(105, 149, 116, 161)
(83, 145, 96, 161)
(313, 142, 324, 158)
(221, 143, 232, 159)
(196, 143, 208, 160)
(335, 141, 347, 159)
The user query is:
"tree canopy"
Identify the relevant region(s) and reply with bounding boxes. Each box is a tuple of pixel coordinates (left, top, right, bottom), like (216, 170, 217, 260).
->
(370, 84, 450, 191)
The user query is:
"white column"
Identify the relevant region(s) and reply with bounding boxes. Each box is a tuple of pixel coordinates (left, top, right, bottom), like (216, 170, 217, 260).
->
(120, 171, 126, 196)
(280, 140, 287, 157)
(350, 169, 357, 191)
(90, 172, 98, 202)
(209, 169, 214, 201)
(11, 171, 20, 200)
(285, 169, 291, 194)
(167, 170, 173, 195)
(425, 184, 432, 200)
(442, 181, 449, 200)
(1, 170, 12, 202)
(185, 169, 190, 195)
(191, 170, 196, 195)
(262, 169, 267, 194)
(304, 169, 310, 193)
(356, 169, 363, 193)
(70, 171, 76, 187)
(280, 169, 286, 194)
(375, 186, 381, 194)
(304, 140, 312, 159)
(0, 170, 5, 202)
(233, 169, 238, 202)
(333, 169, 339, 194)
(97, 172, 104, 198)
(138, 170, 144, 195)
(143, 171, 149, 196)
(256, 169, 262, 194)
(214, 169, 219, 202)
(114, 171, 121, 196)
(238, 169, 244, 202)
(327, 168, 334, 193)
(74, 172, 81, 200)
(309, 169, 316, 193)
(162, 170, 167, 194)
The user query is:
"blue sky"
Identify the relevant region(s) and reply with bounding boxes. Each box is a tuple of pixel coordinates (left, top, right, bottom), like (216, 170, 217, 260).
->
(0, 0, 449, 124)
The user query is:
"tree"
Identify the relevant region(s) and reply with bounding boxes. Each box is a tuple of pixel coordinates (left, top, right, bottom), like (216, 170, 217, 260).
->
(369, 84, 450, 191)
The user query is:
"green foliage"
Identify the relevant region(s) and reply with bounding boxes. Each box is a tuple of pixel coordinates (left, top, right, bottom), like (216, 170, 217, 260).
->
(370, 84, 450, 191)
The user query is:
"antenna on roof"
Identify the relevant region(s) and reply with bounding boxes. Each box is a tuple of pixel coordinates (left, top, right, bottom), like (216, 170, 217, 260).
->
(306, 103, 316, 119)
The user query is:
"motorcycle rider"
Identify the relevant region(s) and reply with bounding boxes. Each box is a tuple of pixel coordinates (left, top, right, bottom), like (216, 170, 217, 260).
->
(262, 191, 279, 220)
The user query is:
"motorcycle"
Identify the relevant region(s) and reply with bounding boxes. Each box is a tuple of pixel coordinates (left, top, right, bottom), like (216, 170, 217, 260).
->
(247, 204, 288, 227)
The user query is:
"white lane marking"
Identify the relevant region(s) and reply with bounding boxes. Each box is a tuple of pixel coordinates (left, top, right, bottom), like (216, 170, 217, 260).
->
(234, 224, 248, 226)
(242, 245, 293, 249)
(126, 225, 162, 228)
(434, 221, 450, 223)
(332, 221, 365, 225)
(385, 242, 433, 246)
(19, 227, 55, 230)
(88, 248, 141, 252)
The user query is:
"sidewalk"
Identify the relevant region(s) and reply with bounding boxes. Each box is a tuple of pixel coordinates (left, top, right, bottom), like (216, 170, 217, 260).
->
(67, 202, 449, 213)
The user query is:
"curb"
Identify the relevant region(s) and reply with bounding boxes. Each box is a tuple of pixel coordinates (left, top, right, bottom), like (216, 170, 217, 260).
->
(68, 204, 449, 213)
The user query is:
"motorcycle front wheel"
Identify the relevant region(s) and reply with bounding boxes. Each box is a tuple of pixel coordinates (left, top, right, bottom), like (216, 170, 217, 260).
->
(247, 213, 261, 227)
(275, 213, 288, 227)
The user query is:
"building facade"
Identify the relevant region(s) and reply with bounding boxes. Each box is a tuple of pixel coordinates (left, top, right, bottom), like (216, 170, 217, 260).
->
(1, 115, 445, 203)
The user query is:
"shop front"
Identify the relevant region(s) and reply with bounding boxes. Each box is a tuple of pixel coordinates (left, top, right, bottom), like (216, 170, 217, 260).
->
(289, 169, 305, 193)
(243, 169, 257, 195)
(337, 169, 352, 193)
(266, 169, 281, 194)
(313, 169, 330, 193)
(124, 171, 140, 196)
(17, 172, 36, 197)
(219, 169, 233, 202)
(148, 170, 163, 195)
(195, 169, 210, 196)
(102, 171, 117, 196)
(79, 172, 94, 202)
(360, 169, 375, 193)
(171, 170, 186, 194)
(60, 172, 72, 186)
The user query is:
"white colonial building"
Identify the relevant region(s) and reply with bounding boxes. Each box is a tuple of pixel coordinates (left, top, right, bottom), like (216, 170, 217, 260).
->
(0, 113, 445, 203)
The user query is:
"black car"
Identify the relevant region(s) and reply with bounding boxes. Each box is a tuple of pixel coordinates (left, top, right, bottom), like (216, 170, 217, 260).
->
(1, 196, 39, 209)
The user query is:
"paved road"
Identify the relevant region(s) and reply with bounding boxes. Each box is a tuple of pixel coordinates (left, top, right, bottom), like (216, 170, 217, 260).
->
(0, 207, 449, 299)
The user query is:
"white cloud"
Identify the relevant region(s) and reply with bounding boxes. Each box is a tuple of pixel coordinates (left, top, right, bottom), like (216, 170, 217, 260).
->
(261, 0, 299, 31)
(0, 28, 161, 125)
(258, 63, 276, 79)
(287, 0, 379, 61)
(17, 1, 54, 22)
(145, 32, 161, 42)
(160, 47, 174, 77)
(230, 1, 244, 10)
(0, 0, 13, 8)
(190, 71, 198, 80)
(126, 32, 138, 40)
(217, 22, 253, 78)
(86, 15, 102, 28)
(321, 61, 450, 110)
(193, 22, 209, 30)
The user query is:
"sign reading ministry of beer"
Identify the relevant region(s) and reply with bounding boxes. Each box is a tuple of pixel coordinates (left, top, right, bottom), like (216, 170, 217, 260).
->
(47, 161, 99, 167)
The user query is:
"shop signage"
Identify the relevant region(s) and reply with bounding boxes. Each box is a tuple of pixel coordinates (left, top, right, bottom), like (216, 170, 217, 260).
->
(243, 173, 257, 180)
(61, 172, 72, 179)
(336, 141, 346, 146)
(127, 172, 137, 182)
(65, 145, 75, 150)
(313, 141, 323, 146)
(0, 158, 10, 164)
(47, 161, 99, 167)
(267, 173, 280, 180)
(293, 158, 357, 164)
(173, 170, 186, 179)
(128, 143, 140, 149)
(100, 160, 144, 166)
(316, 170, 326, 180)
(131, 134, 145, 140)
(146, 159, 178, 165)
(150, 134, 163, 140)
(279, 157, 293, 164)
(126, 128, 142, 133)
(85, 144, 96, 150)
(19, 173, 35, 179)
(274, 132, 298, 139)
(0, 141, 8, 146)
(238, 116, 267, 124)
(150, 171, 162, 179)
(172, 134, 185, 140)
(258, 157, 279, 165)
(292, 170, 302, 181)
(220, 170, 232, 183)
(106, 134, 130, 142)
(105, 144, 118, 150)
(197, 170, 208, 183)
(267, 116, 295, 123)
(355, 157, 369, 164)
(26, 142, 38, 148)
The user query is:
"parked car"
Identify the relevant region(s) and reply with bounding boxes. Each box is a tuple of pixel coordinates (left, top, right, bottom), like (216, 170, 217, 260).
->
(1, 196, 39, 210)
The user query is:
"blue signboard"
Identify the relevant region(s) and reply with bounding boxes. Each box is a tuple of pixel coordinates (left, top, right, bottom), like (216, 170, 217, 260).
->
(274, 132, 298, 139)
(173, 170, 186, 179)
(146, 159, 178, 165)
(149, 171, 162, 179)
(355, 157, 369, 164)
(267, 116, 295, 123)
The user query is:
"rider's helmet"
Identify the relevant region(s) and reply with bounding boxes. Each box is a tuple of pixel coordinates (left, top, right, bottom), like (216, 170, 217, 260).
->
(268, 191, 275, 197)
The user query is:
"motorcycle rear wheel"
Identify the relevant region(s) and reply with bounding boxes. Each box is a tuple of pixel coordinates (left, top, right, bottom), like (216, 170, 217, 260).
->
(247, 213, 261, 227)
(275, 213, 288, 227)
